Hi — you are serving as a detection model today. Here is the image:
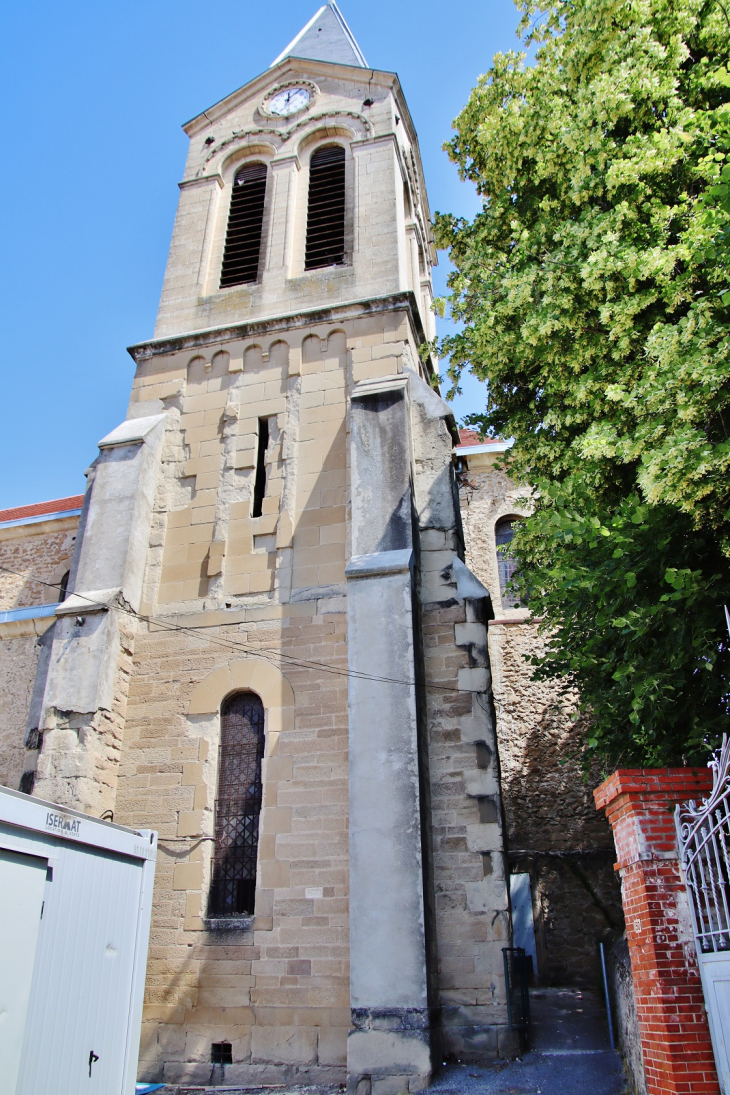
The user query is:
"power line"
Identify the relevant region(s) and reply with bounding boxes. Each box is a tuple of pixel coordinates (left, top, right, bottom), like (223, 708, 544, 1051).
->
(0, 564, 490, 698)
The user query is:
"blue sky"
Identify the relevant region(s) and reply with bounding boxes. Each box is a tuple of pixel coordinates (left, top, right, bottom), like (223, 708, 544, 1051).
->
(0, 1, 522, 508)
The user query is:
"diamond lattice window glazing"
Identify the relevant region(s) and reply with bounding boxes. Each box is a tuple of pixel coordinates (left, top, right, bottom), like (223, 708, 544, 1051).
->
(208, 692, 265, 917)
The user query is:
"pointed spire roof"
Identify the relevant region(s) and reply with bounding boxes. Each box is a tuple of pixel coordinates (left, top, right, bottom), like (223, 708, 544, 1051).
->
(271, 3, 368, 69)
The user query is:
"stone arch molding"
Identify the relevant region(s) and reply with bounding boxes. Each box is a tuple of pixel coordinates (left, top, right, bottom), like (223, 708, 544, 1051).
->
(188, 657, 295, 746)
(219, 141, 278, 183)
(492, 502, 531, 534)
(196, 112, 372, 179)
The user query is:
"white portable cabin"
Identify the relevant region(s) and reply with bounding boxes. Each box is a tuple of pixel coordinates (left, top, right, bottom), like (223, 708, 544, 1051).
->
(0, 786, 157, 1095)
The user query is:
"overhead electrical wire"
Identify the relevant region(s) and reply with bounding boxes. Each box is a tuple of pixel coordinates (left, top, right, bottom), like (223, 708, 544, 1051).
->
(0, 563, 494, 699)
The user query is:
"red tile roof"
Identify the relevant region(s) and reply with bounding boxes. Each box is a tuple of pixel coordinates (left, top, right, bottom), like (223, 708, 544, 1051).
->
(457, 428, 504, 448)
(0, 495, 85, 524)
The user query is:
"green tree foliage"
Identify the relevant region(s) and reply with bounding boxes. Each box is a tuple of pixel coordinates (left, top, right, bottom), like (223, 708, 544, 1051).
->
(516, 489, 730, 765)
(436, 0, 730, 766)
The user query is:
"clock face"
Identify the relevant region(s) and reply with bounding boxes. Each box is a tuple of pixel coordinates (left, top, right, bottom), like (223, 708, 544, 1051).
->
(267, 87, 311, 117)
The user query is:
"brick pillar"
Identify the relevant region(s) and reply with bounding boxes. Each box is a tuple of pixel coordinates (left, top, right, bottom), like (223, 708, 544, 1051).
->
(594, 769, 719, 1095)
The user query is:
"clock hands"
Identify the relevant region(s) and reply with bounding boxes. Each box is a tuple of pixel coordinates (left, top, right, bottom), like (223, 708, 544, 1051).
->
(267, 87, 310, 117)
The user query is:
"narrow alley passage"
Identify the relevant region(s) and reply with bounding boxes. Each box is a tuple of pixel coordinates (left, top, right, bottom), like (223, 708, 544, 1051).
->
(429, 988, 627, 1095)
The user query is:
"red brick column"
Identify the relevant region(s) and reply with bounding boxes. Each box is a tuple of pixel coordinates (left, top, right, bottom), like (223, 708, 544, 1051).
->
(594, 769, 719, 1095)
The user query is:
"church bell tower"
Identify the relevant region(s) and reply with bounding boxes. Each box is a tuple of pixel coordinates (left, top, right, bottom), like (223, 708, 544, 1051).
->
(26, 5, 513, 1089)
(153, 2, 437, 347)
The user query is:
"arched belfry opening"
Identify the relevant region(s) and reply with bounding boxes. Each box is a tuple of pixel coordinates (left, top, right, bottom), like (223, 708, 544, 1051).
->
(220, 163, 268, 287)
(305, 145, 346, 269)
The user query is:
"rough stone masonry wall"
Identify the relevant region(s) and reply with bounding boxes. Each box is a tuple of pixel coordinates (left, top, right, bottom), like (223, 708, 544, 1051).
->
(0, 522, 76, 610)
(0, 632, 41, 791)
(460, 458, 624, 987)
(0, 519, 78, 792)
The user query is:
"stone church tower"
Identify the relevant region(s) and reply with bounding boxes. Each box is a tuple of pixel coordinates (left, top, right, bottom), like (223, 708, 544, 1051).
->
(4, 5, 519, 1089)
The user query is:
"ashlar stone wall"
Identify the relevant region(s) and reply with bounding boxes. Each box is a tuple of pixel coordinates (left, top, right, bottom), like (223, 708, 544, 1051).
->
(119, 610, 350, 1086)
(115, 300, 434, 1086)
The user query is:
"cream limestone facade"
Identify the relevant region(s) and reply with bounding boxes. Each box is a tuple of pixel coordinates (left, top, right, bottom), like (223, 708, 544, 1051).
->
(0, 7, 522, 1092)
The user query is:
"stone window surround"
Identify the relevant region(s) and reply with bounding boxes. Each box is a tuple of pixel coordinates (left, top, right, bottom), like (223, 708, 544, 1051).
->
(184, 656, 295, 933)
(491, 504, 530, 618)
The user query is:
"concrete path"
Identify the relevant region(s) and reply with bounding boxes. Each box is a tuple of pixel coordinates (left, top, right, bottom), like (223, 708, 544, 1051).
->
(157, 988, 628, 1095)
(430, 988, 628, 1095)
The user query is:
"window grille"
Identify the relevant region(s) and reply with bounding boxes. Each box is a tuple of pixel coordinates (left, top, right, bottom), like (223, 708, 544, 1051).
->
(305, 146, 346, 269)
(208, 692, 265, 918)
(496, 517, 523, 608)
(211, 1042, 233, 1065)
(220, 163, 267, 288)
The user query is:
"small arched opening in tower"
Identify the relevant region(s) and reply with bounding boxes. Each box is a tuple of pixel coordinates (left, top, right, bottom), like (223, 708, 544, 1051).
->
(220, 162, 268, 287)
(305, 145, 346, 270)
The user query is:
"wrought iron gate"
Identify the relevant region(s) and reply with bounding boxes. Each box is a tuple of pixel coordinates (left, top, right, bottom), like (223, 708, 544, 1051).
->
(675, 736, 730, 1093)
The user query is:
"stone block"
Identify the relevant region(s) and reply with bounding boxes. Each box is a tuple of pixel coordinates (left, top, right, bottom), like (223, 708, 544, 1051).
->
(464, 879, 508, 915)
(454, 622, 486, 648)
(347, 1030, 431, 1077)
(440, 1018, 499, 1062)
(466, 824, 503, 854)
(251, 1025, 317, 1064)
(259, 859, 290, 888)
(318, 1025, 348, 1066)
(260, 807, 292, 833)
(181, 762, 204, 788)
(184, 882, 203, 913)
(172, 862, 204, 890)
(457, 668, 489, 693)
(372, 1077, 413, 1095)
(177, 811, 204, 836)
(464, 770, 498, 798)
(459, 715, 492, 744)
(264, 755, 293, 782)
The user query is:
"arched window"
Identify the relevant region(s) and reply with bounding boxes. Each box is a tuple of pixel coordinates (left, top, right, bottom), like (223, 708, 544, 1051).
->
(495, 517, 524, 609)
(58, 570, 70, 602)
(305, 145, 346, 270)
(208, 692, 265, 918)
(220, 163, 268, 288)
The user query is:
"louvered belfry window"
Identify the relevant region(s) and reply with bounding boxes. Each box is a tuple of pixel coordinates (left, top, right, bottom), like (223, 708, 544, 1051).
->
(305, 145, 346, 269)
(220, 163, 267, 288)
(208, 692, 265, 918)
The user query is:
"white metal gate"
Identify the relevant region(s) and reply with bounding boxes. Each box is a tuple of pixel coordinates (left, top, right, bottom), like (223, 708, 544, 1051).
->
(675, 736, 730, 1094)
